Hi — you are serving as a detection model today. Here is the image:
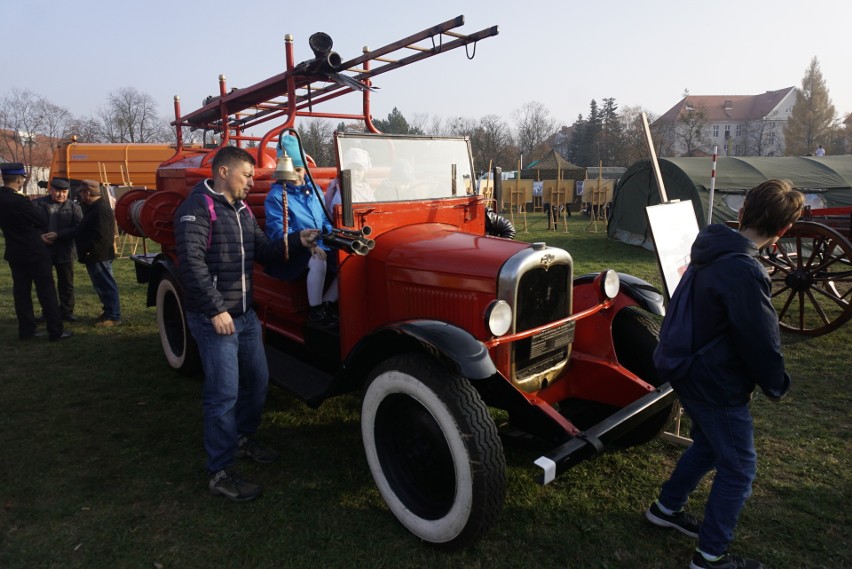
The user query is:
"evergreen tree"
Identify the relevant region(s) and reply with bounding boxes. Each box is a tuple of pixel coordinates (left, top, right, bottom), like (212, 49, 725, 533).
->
(296, 119, 335, 166)
(372, 107, 423, 135)
(566, 114, 586, 165)
(600, 98, 625, 166)
(578, 100, 602, 167)
(783, 57, 836, 156)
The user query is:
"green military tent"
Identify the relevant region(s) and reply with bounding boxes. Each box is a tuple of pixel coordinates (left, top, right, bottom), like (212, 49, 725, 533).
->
(608, 155, 852, 249)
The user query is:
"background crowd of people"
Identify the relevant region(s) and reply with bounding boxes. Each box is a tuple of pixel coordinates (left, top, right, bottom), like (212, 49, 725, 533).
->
(0, 163, 120, 341)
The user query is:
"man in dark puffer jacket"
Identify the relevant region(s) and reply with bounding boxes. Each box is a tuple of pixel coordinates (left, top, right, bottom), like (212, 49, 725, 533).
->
(174, 146, 318, 502)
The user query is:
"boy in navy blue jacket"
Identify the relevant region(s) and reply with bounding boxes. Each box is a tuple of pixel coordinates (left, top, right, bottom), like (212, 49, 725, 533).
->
(646, 179, 804, 569)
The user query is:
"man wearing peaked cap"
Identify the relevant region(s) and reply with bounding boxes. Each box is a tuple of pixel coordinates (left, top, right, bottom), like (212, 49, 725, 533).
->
(35, 177, 83, 322)
(0, 162, 27, 176)
(75, 180, 121, 327)
(0, 164, 71, 340)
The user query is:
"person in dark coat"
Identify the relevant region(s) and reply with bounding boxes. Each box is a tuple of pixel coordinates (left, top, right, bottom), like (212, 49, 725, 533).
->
(174, 146, 318, 502)
(34, 177, 83, 321)
(74, 179, 120, 326)
(645, 179, 804, 569)
(0, 163, 70, 341)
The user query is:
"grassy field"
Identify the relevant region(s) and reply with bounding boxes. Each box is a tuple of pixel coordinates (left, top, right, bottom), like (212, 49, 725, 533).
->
(0, 213, 849, 569)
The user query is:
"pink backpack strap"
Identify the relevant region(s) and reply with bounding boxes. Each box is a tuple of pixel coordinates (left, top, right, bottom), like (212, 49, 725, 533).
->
(203, 194, 217, 250)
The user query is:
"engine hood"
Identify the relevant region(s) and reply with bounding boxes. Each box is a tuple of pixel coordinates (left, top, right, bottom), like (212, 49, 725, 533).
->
(372, 223, 531, 283)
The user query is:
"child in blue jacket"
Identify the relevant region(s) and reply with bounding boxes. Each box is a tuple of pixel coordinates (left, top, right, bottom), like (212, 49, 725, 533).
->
(646, 179, 804, 569)
(264, 134, 338, 327)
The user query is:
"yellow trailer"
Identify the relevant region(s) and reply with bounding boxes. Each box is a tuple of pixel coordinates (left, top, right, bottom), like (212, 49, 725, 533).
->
(49, 140, 179, 189)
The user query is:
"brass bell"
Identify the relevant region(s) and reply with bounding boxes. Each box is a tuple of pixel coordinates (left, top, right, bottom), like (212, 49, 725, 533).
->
(273, 152, 300, 181)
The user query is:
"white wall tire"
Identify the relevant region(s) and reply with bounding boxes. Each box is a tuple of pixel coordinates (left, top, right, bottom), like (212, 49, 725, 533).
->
(155, 275, 200, 375)
(361, 353, 505, 549)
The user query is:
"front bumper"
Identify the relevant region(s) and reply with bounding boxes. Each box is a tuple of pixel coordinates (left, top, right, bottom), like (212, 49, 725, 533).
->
(534, 382, 676, 484)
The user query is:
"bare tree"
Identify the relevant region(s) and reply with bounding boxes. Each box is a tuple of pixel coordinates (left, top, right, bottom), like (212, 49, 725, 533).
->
(426, 115, 446, 136)
(743, 119, 784, 157)
(676, 104, 708, 156)
(64, 116, 106, 143)
(1, 89, 42, 165)
(470, 114, 514, 172)
(619, 106, 658, 165)
(512, 101, 556, 164)
(97, 87, 171, 143)
(408, 112, 431, 135)
(36, 98, 72, 142)
(448, 116, 477, 137)
(0, 88, 59, 192)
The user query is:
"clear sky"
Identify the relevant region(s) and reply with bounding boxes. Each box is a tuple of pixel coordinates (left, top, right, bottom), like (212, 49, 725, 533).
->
(8, 0, 851, 130)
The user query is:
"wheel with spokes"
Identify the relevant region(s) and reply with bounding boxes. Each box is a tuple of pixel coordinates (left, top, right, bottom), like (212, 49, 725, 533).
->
(759, 221, 852, 336)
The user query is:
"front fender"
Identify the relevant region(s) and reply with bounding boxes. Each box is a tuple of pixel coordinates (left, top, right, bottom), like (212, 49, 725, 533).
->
(575, 272, 665, 316)
(134, 253, 179, 308)
(346, 319, 497, 383)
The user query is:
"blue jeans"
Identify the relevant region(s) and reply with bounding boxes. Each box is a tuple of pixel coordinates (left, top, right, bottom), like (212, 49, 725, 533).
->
(186, 309, 269, 474)
(658, 397, 757, 557)
(86, 260, 120, 320)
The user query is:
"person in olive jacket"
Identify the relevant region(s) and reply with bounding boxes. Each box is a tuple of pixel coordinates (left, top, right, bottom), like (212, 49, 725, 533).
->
(74, 180, 120, 326)
(35, 177, 83, 321)
(0, 163, 69, 341)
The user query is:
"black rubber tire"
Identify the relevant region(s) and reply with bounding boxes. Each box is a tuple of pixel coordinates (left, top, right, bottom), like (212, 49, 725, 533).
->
(361, 353, 506, 549)
(611, 305, 678, 447)
(155, 275, 200, 376)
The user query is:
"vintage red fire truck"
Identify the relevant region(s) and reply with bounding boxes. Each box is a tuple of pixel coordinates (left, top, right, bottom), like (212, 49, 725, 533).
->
(116, 16, 676, 548)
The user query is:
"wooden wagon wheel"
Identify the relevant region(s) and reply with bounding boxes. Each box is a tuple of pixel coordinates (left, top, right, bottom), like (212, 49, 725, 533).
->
(759, 220, 852, 336)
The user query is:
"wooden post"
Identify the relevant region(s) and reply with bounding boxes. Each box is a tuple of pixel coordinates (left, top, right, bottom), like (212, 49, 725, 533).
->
(559, 168, 568, 232)
(509, 160, 518, 224)
(586, 161, 604, 233)
(509, 160, 528, 232)
(642, 112, 668, 203)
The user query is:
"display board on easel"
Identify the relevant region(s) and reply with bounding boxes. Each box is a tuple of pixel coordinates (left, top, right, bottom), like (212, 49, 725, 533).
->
(639, 111, 695, 446)
(637, 112, 700, 299)
(645, 200, 699, 300)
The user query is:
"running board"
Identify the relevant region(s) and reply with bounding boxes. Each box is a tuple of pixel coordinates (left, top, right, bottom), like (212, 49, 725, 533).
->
(265, 344, 335, 407)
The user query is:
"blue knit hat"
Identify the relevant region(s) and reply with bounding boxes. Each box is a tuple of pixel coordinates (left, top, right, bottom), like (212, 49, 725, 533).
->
(278, 134, 305, 168)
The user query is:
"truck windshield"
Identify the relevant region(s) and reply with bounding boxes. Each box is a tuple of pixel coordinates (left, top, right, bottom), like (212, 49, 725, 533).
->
(335, 133, 475, 203)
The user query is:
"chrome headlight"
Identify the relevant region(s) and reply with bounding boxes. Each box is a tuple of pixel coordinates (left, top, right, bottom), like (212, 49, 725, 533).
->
(485, 300, 512, 336)
(595, 269, 620, 300)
